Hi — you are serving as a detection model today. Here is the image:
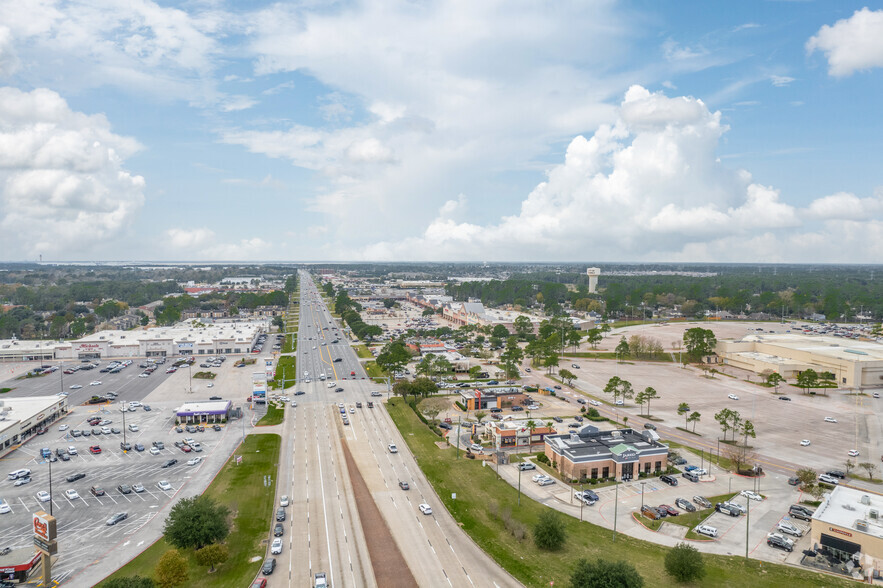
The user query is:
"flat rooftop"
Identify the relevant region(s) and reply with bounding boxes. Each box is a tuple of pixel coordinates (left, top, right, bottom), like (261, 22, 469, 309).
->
(68, 320, 268, 347)
(814, 486, 883, 540)
(738, 333, 883, 363)
(547, 426, 668, 461)
(176, 400, 232, 415)
(0, 395, 68, 436)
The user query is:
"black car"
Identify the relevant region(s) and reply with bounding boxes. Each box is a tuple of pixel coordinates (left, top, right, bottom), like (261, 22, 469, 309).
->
(333, 358, 342, 363)
(294, 391, 305, 396)
(209, 396, 222, 400)
(118, 484, 132, 494)
(438, 422, 452, 430)
(582, 490, 599, 502)
(716, 503, 740, 517)
(778, 396, 792, 401)
(660, 475, 678, 486)
(262, 558, 276, 575)
(335, 387, 344, 393)
(273, 523, 284, 537)
(643, 423, 657, 430)
(826, 470, 847, 479)
(552, 416, 563, 423)
(106, 512, 128, 526)
(276, 508, 286, 522)
(161, 459, 178, 468)
(66, 472, 86, 483)
(675, 498, 696, 512)
(212, 424, 222, 431)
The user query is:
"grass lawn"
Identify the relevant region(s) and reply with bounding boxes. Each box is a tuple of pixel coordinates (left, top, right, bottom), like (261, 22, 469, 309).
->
(387, 398, 849, 588)
(282, 333, 297, 353)
(633, 513, 663, 531)
(667, 440, 734, 472)
(364, 361, 385, 379)
(353, 344, 373, 359)
(257, 402, 284, 426)
(0, 387, 10, 393)
(273, 355, 296, 389)
(101, 434, 281, 588)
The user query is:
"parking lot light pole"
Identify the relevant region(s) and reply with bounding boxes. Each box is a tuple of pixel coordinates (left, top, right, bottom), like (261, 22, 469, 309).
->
(580, 483, 584, 522)
(613, 479, 619, 542)
(48, 454, 53, 516)
(640, 481, 646, 512)
(745, 495, 750, 559)
(122, 403, 127, 449)
(518, 466, 521, 506)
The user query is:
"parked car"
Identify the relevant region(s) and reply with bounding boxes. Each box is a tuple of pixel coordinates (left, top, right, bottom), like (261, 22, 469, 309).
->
(270, 537, 283, 555)
(659, 504, 679, 516)
(90, 486, 105, 496)
(273, 523, 284, 537)
(106, 512, 128, 526)
(819, 474, 839, 485)
(789, 504, 814, 521)
(695, 524, 718, 538)
(66, 472, 86, 483)
(659, 474, 678, 486)
(675, 498, 696, 512)
(777, 520, 804, 537)
(693, 496, 712, 509)
(518, 462, 536, 471)
(640, 505, 661, 520)
(262, 558, 276, 575)
(767, 533, 794, 552)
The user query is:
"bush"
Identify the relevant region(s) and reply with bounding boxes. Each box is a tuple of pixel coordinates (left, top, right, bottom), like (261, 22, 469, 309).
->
(536, 453, 550, 465)
(587, 408, 600, 418)
(665, 542, 705, 583)
(570, 558, 644, 588)
(455, 401, 467, 411)
(533, 510, 566, 551)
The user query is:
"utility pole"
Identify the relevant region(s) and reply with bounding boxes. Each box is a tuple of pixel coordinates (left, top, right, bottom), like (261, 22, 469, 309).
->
(745, 495, 750, 559)
(517, 465, 521, 506)
(613, 479, 619, 542)
(456, 416, 461, 459)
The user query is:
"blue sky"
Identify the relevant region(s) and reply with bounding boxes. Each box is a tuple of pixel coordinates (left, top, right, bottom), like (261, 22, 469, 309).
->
(0, 1, 882, 262)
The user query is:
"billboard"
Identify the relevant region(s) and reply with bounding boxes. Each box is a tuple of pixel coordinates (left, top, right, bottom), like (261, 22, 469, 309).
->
(252, 372, 267, 398)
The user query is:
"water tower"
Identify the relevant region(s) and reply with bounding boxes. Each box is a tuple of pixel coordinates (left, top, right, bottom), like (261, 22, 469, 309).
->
(586, 267, 600, 294)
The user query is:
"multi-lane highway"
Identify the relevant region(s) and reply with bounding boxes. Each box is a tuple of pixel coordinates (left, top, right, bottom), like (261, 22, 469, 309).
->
(269, 272, 518, 587)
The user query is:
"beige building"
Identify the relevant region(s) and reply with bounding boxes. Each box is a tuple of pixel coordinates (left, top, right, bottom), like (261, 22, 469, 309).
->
(716, 333, 883, 389)
(544, 425, 668, 482)
(811, 486, 883, 579)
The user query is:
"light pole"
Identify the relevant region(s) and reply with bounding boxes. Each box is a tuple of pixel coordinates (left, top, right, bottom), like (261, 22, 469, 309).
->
(580, 482, 584, 522)
(456, 416, 461, 459)
(122, 402, 127, 450)
(518, 465, 522, 506)
(48, 452, 54, 516)
(613, 478, 619, 542)
(188, 362, 192, 394)
(640, 480, 646, 512)
(745, 495, 751, 559)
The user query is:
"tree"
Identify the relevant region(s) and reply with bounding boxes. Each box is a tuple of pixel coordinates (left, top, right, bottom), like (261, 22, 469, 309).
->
(163, 496, 230, 550)
(194, 543, 229, 572)
(513, 315, 534, 341)
(797, 369, 819, 394)
(642, 387, 659, 417)
(845, 459, 855, 476)
(411, 377, 438, 399)
(570, 558, 644, 588)
(687, 412, 701, 433)
(416, 354, 435, 378)
(683, 327, 717, 359)
(468, 365, 482, 379)
(796, 467, 817, 487)
(664, 542, 705, 583)
(586, 328, 602, 350)
(533, 510, 566, 550)
(634, 390, 646, 416)
(154, 549, 188, 588)
(739, 420, 756, 447)
(766, 372, 784, 393)
(376, 341, 411, 376)
(559, 369, 576, 386)
(491, 324, 511, 339)
(474, 411, 487, 425)
(615, 337, 630, 361)
(566, 328, 582, 352)
(102, 577, 156, 588)
(604, 376, 623, 403)
(860, 462, 878, 481)
(620, 379, 634, 402)
(393, 380, 414, 399)
(714, 408, 734, 441)
(677, 403, 690, 428)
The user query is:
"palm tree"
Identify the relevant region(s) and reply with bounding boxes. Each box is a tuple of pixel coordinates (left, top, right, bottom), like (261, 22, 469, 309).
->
(526, 419, 536, 447)
(677, 402, 690, 428)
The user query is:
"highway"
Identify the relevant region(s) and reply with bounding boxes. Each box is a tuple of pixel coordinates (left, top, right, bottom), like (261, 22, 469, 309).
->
(270, 272, 518, 587)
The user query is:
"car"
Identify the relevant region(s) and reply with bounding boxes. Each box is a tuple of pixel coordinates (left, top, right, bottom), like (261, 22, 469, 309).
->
(388, 444, 398, 453)
(71, 430, 82, 437)
(518, 462, 536, 471)
(693, 468, 708, 476)
(280, 495, 290, 507)
(767, 533, 794, 552)
(615, 399, 624, 405)
(271, 537, 283, 554)
(727, 394, 739, 400)
(693, 496, 712, 509)
(778, 396, 792, 401)
(132, 483, 145, 493)
(640, 505, 661, 520)
(120, 442, 132, 451)
(875, 392, 881, 399)
(419, 503, 433, 515)
(64, 489, 79, 500)
(153, 441, 165, 449)
(251, 580, 267, 588)
(118, 484, 132, 494)
(659, 474, 678, 486)
(58, 424, 70, 432)
(0, 499, 10, 514)
(276, 507, 286, 521)
(826, 469, 847, 479)
(788, 476, 801, 486)
(470, 443, 483, 452)
(262, 557, 276, 575)
(13, 476, 31, 487)
(90, 381, 102, 386)
(273, 523, 284, 537)
(643, 423, 657, 430)
(90, 486, 105, 496)
(819, 474, 839, 485)
(110, 427, 121, 434)
(659, 504, 679, 516)
(128, 424, 139, 432)
(35, 490, 52, 503)
(824, 416, 838, 423)
(399, 480, 410, 490)
(107, 512, 128, 526)
(675, 498, 696, 512)
(716, 503, 739, 517)
(695, 524, 718, 538)
(777, 520, 803, 537)
(149, 446, 162, 455)
(848, 449, 860, 457)
(800, 439, 811, 446)
(69, 384, 83, 390)
(740, 490, 763, 501)
(89, 445, 101, 454)
(157, 480, 172, 491)
(161, 459, 178, 468)
(180, 445, 192, 453)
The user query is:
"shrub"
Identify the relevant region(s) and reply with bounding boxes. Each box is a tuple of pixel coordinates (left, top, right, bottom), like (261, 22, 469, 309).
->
(570, 558, 644, 588)
(533, 510, 566, 551)
(664, 542, 705, 583)
(536, 453, 550, 465)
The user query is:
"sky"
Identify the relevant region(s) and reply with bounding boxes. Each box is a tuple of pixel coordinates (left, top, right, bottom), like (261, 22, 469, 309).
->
(1, 1, 883, 263)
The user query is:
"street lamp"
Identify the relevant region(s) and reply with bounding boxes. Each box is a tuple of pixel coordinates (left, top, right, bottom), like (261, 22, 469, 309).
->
(48, 452, 54, 516)
(613, 478, 619, 542)
(640, 480, 647, 512)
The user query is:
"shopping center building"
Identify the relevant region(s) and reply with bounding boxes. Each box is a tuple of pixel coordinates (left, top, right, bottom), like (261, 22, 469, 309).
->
(0, 396, 69, 459)
(544, 425, 669, 481)
(811, 486, 883, 578)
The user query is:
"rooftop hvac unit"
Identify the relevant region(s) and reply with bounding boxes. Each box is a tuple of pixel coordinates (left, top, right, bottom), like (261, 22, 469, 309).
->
(871, 510, 879, 520)
(856, 520, 869, 532)
(862, 495, 871, 505)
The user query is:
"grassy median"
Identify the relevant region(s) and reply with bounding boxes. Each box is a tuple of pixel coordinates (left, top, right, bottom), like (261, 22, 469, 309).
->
(257, 402, 285, 426)
(101, 434, 281, 588)
(387, 398, 850, 588)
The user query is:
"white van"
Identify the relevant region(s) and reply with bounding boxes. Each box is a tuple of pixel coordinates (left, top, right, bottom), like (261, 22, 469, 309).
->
(8, 468, 30, 480)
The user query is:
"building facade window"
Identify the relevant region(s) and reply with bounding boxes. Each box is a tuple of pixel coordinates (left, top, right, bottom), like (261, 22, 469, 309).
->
(591, 468, 598, 479)
(602, 466, 609, 478)
(644, 462, 651, 473)
(654, 461, 662, 472)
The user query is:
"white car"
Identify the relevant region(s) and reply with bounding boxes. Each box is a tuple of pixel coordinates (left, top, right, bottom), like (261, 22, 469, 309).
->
(129, 401, 142, 408)
(589, 400, 601, 406)
(740, 490, 763, 501)
(848, 449, 860, 457)
(777, 520, 803, 537)
(694, 468, 708, 476)
(537, 477, 556, 486)
(68, 446, 78, 455)
(187, 457, 202, 466)
(270, 537, 283, 554)
(0, 499, 11, 514)
(36, 491, 51, 502)
(69, 384, 83, 389)
(824, 417, 837, 423)
(819, 474, 839, 485)
(150, 447, 161, 455)
(59, 424, 69, 431)
(695, 524, 718, 538)
(65, 489, 80, 500)
(90, 381, 102, 386)
(727, 394, 739, 400)
(527, 405, 540, 410)
(207, 383, 214, 388)
(388, 444, 398, 453)
(418, 503, 433, 515)
(349, 407, 355, 414)
(800, 439, 811, 446)
(327, 382, 336, 388)
(157, 480, 172, 491)
(280, 495, 290, 507)
(138, 373, 149, 378)
(614, 399, 624, 406)
(128, 424, 139, 432)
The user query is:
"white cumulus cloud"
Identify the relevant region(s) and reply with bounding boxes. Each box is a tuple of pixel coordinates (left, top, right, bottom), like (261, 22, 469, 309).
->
(807, 8, 883, 77)
(0, 87, 145, 258)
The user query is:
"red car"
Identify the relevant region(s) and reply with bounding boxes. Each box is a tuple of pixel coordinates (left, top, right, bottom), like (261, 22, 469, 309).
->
(350, 371, 356, 376)
(89, 445, 102, 454)
(658, 504, 679, 516)
(251, 579, 267, 588)
(180, 445, 191, 453)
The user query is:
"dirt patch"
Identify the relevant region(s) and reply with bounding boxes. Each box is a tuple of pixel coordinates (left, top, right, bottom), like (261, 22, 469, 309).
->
(341, 441, 417, 588)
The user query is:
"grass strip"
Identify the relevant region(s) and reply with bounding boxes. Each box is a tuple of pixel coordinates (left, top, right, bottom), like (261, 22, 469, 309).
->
(386, 398, 849, 588)
(257, 402, 284, 426)
(101, 434, 281, 588)
(353, 344, 373, 359)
